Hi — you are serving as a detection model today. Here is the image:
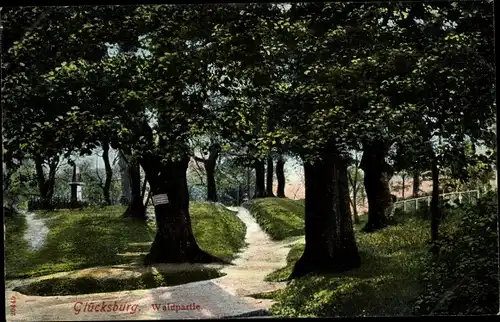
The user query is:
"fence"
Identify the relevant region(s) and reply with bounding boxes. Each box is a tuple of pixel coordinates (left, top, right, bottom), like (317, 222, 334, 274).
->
(394, 190, 481, 213)
(27, 193, 121, 211)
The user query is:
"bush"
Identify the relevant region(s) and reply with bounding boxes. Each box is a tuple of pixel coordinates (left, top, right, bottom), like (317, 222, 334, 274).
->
(413, 191, 499, 315)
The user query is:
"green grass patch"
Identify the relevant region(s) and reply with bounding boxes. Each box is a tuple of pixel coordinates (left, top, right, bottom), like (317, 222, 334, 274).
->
(14, 269, 224, 296)
(4, 214, 32, 278)
(266, 216, 431, 317)
(244, 198, 305, 240)
(5, 202, 246, 279)
(263, 196, 498, 317)
(190, 201, 246, 260)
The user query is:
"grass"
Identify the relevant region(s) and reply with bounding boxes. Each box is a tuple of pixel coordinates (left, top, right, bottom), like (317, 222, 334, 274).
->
(13, 269, 224, 296)
(244, 197, 305, 240)
(5, 202, 246, 279)
(260, 212, 466, 317)
(190, 201, 246, 260)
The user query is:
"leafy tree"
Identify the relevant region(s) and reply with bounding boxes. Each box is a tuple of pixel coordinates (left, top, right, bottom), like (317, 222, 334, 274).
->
(347, 152, 364, 224)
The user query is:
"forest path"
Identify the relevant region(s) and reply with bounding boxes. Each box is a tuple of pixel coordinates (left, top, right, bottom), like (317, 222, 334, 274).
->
(23, 211, 50, 251)
(6, 207, 302, 320)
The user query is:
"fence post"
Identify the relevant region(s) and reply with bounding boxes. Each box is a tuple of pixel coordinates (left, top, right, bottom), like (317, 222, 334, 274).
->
(403, 200, 407, 212)
(415, 199, 419, 210)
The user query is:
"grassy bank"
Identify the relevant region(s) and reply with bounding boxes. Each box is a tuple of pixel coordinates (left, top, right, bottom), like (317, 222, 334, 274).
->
(259, 194, 498, 316)
(244, 198, 305, 240)
(14, 269, 224, 296)
(5, 202, 246, 279)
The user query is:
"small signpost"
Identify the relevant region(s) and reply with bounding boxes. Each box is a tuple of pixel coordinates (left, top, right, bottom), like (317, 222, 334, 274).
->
(152, 194, 169, 206)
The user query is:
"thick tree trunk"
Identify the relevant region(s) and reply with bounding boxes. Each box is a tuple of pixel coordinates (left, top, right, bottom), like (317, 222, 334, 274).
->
(140, 156, 226, 264)
(430, 155, 441, 245)
(266, 154, 275, 197)
(102, 141, 113, 206)
(122, 158, 146, 220)
(412, 172, 420, 198)
(253, 160, 266, 198)
(276, 155, 286, 198)
(290, 148, 360, 279)
(360, 141, 393, 232)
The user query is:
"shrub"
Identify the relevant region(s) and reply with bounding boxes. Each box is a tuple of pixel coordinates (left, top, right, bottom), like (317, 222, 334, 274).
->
(413, 191, 499, 315)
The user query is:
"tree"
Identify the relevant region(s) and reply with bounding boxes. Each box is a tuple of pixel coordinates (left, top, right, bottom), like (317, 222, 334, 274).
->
(347, 152, 363, 224)
(121, 152, 147, 221)
(388, 1, 495, 247)
(275, 153, 286, 198)
(192, 136, 222, 202)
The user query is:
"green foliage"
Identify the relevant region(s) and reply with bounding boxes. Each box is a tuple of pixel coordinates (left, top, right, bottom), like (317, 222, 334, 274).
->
(413, 192, 498, 315)
(14, 269, 224, 296)
(3, 160, 38, 209)
(244, 198, 304, 240)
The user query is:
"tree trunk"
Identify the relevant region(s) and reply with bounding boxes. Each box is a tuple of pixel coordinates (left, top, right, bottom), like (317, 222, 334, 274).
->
(276, 155, 286, 198)
(351, 190, 360, 224)
(348, 163, 360, 225)
(119, 152, 132, 205)
(246, 167, 251, 200)
(401, 173, 405, 200)
(253, 160, 266, 198)
(35, 155, 57, 210)
(360, 141, 393, 232)
(102, 141, 113, 206)
(205, 143, 220, 202)
(266, 154, 275, 197)
(122, 157, 146, 220)
(140, 156, 226, 264)
(430, 155, 441, 246)
(206, 164, 217, 202)
(412, 172, 420, 198)
(290, 148, 360, 279)
(70, 163, 78, 206)
(141, 175, 148, 200)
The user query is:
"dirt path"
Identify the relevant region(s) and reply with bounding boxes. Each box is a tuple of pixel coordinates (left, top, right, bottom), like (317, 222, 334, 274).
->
(23, 211, 49, 251)
(6, 207, 302, 320)
(213, 206, 303, 297)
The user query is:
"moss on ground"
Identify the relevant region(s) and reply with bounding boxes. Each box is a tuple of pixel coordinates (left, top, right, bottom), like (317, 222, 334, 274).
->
(244, 198, 304, 240)
(5, 202, 246, 279)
